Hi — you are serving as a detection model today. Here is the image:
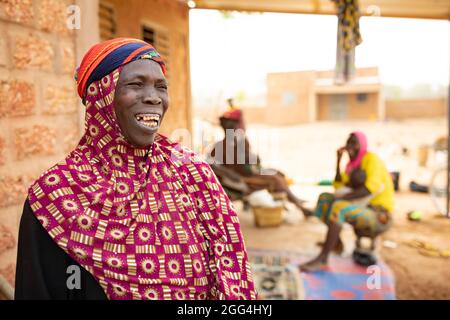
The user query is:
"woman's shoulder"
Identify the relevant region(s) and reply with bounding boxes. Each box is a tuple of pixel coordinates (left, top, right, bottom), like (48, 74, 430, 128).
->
(27, 148, 90, 204)
(362, 152, 381, 163)
(361, 152, 387, 171)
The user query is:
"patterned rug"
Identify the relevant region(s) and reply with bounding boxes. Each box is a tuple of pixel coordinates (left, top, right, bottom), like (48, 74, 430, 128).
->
(248, 249, 396, 300)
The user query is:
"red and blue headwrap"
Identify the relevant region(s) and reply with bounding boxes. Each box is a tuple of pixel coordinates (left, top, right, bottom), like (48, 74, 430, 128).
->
(75, 37, 166, 100)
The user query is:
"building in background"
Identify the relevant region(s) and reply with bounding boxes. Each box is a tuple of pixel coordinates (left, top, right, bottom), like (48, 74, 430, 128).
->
(244, 67, 382, 125)
(196, 66, 446, 126)
(237, 67, 446, 125)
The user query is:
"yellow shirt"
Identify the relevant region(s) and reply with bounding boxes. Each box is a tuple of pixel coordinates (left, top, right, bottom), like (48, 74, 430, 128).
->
(333, 152, 395, 213)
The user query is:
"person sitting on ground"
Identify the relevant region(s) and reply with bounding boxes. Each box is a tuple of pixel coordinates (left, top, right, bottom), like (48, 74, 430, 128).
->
(299, 131, 394, 272)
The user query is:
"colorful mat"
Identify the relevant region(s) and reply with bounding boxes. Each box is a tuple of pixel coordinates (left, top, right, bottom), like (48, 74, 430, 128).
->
(248, 249, 396, 300)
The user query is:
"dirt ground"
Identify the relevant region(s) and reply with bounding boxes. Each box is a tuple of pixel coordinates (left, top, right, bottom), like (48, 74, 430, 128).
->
(237, 188, 450, 300)
(203, 118, 450, 300)
(380, 192, 450, 299)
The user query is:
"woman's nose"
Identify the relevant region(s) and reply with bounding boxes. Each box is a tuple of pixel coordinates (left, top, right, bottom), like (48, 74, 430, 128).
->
(142, 88, 162, 105)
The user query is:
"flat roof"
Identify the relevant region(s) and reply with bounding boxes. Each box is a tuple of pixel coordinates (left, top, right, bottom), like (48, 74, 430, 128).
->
(193, 0, 450, 20)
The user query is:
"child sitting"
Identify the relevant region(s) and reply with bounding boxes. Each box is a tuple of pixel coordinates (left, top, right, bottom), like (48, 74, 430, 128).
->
(334, 168, 373, 206)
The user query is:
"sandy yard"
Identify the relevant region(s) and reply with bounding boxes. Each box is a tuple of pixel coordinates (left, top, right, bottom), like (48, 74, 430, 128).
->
(198, 118, 450, 299)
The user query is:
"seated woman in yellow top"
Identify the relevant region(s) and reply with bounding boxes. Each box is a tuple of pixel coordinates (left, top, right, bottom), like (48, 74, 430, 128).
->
(300, 131, 394, 272)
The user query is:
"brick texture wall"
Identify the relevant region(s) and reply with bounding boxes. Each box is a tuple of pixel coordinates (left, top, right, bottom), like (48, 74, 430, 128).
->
(0, 0, 79, 288)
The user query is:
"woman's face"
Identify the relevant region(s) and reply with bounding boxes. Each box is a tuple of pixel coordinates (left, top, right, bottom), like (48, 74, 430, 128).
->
(346, 134, 360, 160)
(114, 59, 169, 147)
(219, 117, 239, 131)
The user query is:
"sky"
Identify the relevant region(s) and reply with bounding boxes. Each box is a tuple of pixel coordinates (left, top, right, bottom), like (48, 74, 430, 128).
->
(189, 9, 449, 107)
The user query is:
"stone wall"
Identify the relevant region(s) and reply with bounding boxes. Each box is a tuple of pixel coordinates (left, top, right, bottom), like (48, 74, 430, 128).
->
(0, 0, 79, 288)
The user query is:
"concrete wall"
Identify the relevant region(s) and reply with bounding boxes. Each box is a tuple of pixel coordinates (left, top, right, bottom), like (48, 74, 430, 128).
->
(239, 107, 268, 124)
(263, 71, 316, 125)
(386, 98, 447, 119)
(347, 93, 379, 120)
(106, 0, 192, 137)
(317, 93, 379, 121)
(0, 0, 80, 287)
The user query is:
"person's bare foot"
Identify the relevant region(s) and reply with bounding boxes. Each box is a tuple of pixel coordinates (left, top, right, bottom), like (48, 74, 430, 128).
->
(302, 209, 314, 218)
(299, 257, 327, 272)
(316, 238, 344, 255)
(297, 204, 314, 218)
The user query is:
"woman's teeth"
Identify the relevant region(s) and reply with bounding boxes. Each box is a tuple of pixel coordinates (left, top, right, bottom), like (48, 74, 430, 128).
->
(135, 114, 160, 128)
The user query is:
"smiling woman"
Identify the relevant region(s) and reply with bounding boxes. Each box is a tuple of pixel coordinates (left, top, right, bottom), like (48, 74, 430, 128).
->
(14, 38, 256, 300)
(114, 59, 169, 147)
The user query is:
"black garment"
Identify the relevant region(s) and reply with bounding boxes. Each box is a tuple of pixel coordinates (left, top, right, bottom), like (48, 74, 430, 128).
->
(14, 199, 107, 300)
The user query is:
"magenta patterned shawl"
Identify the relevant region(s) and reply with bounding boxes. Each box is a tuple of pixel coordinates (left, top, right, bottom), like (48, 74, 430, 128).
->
(27, 66, 257, 300)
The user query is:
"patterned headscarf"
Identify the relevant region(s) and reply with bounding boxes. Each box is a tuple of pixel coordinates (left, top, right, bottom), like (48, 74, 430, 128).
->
(75, 37, 166, 101)
(345, 131, 368, 174)
(27, 38, 256, 300)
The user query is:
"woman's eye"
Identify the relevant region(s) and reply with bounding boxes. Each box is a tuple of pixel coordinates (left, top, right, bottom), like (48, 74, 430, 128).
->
(127, 82, 142, 87)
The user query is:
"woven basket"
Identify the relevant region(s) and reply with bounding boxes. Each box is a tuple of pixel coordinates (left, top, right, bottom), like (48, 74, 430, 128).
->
(252, 206, 284, 228)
